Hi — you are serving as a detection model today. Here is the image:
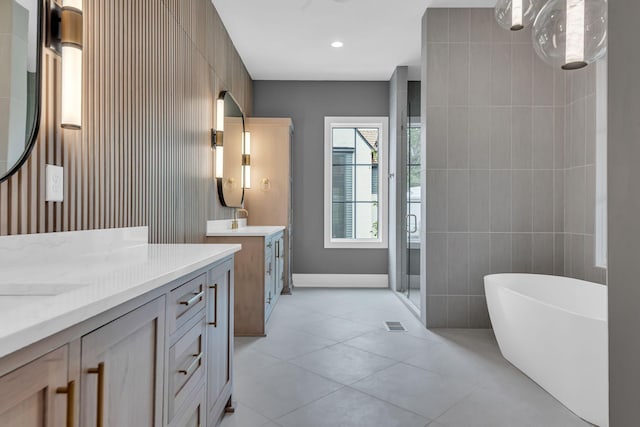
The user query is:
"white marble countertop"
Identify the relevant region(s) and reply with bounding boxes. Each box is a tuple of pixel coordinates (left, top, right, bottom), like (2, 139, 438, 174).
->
(206, 221, 285, 237)
(0, 235, 241, 358)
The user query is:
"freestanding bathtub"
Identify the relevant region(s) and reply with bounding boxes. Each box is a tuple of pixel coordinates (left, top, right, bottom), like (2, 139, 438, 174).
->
(485, 273, 608, 427)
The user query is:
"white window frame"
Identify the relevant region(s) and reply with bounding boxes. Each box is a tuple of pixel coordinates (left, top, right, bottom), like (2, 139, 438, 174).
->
(324, 116, 389, 249)
(595, 57, 608, 268)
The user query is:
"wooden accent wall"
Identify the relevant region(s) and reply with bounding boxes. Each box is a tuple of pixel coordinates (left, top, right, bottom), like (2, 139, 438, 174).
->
(0, 0, 253, 242)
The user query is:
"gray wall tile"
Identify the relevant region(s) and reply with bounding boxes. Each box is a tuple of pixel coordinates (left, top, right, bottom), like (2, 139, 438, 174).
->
(448, 234, 469, 295)
(426, 107, 448, 169)
(554, 69, 566, 106)
(449, 9, 470, 42)
(491, 44, 511, 105)
(427, 9, 449, 43)
(427, 43, 449, 106)
(533, 55, 554, 106)
(554, 106, 565, 168)
(554, 170, 565, 232)
(491, 234, 512, 273)
(570, 234, 585, 280)
(469, 44, 492, 105)
(469, 296, 491, 328)
(512, 171, 533, 232)
(512, 233, 533, 273)
(533, 233, 555, 275)
(426, 233, 448, 295)
(554, 233, 565, 276)
(512, 107, 533, 169)
(469, 233, 492, 295)
(570, 98, 586, 167)
(533, 170, 554, 232)
(427, 170, 448, 232)
(511, 46, 532, 105)
(469, 170, 491, 231)
(427, 295, 447, 328)
(491, 107, 511, 168)
(586, 165, 595, 235)
(491, 171, 511, 232)
(470, 9, 492, 43)
(532, 107, 554, 169)
(448, 107, 469, 168)
(449, 44, 470, 105)
(448, 170, 469, 231)
(447, 296, 469, 328)
(586, 94, 596, 164)
(469, 107, 491, 168)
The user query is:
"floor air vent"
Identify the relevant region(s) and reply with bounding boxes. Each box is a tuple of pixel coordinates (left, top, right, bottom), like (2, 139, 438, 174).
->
(384, 321, 407, 332)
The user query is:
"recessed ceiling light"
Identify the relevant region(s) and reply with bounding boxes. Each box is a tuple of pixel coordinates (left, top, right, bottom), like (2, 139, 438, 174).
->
(331, 41, 344, 48)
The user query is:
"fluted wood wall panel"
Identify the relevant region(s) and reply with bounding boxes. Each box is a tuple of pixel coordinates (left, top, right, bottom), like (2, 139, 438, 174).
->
(0, 0, 252, 242)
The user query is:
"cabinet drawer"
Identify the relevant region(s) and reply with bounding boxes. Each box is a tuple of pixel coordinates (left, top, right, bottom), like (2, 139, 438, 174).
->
(168, 273, 207, 335)
(168, 385, 205, 427)
(168, 315, 206, 423)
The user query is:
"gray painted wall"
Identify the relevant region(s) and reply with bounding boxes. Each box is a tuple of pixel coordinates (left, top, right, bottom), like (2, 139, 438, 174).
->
(423, 8, 564, 328)
(253, 81, 390, 275)
(608, 0, 640, 423)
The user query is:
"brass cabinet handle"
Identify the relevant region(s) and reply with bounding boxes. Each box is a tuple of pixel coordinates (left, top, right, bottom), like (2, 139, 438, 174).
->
(208, 284, 218, 327)
(87, 363, 105, 427)
(178, 352, 203, 376)
(275, 241, 280, 258)
(179, 290, 204, 306)
(56, 380, 76, 427)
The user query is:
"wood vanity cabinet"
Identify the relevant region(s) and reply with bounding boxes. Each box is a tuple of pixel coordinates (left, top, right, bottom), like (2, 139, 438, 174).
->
(0, 346, 69, 427)
(206, 230, 283, 336)
(0, 257, 235, 427)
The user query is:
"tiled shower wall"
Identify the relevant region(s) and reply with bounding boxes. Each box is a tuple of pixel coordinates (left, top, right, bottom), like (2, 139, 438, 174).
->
(424, 8, 568, 328)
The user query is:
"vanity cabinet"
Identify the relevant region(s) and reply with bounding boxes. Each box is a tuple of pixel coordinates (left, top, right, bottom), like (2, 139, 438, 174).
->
(0, 346, 69, 427)
(0, 256, 236, 427)
(81, 297, 165, 427)
(206, 230, 284, 336)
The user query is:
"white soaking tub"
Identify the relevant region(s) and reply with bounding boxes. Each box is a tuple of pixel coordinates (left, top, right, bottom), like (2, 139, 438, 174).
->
(485, 273, 608, 427)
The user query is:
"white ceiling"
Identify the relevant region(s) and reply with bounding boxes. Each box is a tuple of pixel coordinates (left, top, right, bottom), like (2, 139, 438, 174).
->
(212, 0, 496, 81)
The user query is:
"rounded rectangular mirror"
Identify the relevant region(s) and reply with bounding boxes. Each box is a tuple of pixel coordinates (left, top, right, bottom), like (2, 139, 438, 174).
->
(0, 0, 43, 183)
(217, 91, 245, 208)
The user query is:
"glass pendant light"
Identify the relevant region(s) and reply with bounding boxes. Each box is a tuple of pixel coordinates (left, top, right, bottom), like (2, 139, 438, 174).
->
(495, 0, 539, 31)
(532, 0, 608, 70)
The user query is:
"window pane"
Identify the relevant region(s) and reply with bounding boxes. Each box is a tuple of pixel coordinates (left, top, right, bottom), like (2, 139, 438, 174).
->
(354, 202, 379, 239)
(354, 165, 379, 202)
(333, 128, 355, 148)
(408, 126, 421, 165)
(332, 165, 354, 202)
(332, 202, 354, 239)
(355, 128, 379, 165)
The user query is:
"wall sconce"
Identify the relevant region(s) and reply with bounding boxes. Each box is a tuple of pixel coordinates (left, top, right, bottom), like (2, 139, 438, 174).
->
(213, 97, 224, 178)
(242, 132, 251, 189)
(49, 0, 83, 129)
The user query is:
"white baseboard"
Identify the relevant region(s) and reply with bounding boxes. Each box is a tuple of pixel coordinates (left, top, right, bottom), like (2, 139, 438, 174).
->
(292, 274, 388, 288)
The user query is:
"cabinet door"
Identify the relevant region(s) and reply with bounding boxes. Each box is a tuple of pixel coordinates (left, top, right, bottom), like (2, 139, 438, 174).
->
(206, 266, 231, 421)
(264, 241, 274, 320)
(80, 297, 165, 427)
(0, 347, 69, 427)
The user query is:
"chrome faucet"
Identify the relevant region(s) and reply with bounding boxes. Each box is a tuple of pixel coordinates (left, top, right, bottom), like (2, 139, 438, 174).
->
(231, 208, 249, 230)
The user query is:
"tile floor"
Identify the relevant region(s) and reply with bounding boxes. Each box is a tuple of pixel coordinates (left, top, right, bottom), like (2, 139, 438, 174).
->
(220, 288, 590, 427)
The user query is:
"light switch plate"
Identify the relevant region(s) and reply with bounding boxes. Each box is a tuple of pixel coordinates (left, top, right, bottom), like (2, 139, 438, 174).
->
(46, 165, 64, 202)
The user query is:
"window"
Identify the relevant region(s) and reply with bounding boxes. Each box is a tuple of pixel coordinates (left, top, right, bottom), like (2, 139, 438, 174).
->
(324, 117, 389, 249)
(595, 57, 608, 268)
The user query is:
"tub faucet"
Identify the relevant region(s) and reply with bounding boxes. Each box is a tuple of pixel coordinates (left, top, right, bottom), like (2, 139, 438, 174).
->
(231, 208, 249, 230)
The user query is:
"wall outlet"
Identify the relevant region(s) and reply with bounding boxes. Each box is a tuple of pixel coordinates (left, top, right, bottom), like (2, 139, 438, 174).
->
(46, 165, 64, 202)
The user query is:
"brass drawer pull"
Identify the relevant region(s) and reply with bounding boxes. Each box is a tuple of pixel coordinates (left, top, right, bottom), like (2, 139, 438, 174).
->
(87, 363, 105, 427)
(179, 352, 203, 376)
(208, 284, 218, 327)
(179, 290, 204, 306)
(56, 380, 76, 427)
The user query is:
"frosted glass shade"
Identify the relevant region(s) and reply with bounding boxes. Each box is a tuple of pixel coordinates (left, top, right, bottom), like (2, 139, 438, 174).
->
(495, 0, 539, 31)
(532, 0, 608, 70)
(61, 45, 82, 129)
(215, 146, 224, 178)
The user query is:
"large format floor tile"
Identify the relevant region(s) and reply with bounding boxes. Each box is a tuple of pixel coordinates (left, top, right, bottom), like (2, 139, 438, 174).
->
(276, 387, 430, 427)
(219, 289, 590, 427)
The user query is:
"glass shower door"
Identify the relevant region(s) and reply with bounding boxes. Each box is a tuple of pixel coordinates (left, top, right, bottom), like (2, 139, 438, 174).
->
(405, 116, 421, 310)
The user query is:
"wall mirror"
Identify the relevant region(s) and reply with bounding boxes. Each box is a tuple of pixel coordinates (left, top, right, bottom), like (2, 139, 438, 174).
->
(216, 91, 245, 207)
(0, 0, 43, 183)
